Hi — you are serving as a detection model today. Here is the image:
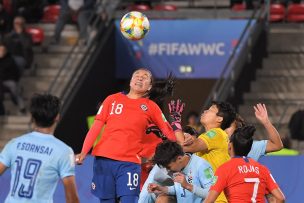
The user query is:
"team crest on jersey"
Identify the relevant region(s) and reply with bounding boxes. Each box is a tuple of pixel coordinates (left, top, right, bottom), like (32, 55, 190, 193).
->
(91, 182, 96, 190)
(187, 170, 193, 184)
(140, 104, 148, 111)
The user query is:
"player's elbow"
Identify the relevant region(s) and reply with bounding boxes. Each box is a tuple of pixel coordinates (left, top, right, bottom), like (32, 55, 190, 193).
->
(276, 195, 286, 203)
(274, 141, 284, 151)
(273, 189, 286, 203)
(268, 141, 284, 153)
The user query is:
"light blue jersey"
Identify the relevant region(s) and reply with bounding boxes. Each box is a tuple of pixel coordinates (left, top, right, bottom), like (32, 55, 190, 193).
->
(139, 165, 164, 203)
(167, 154, 214, 203)
(0, 132, 75, 203)
(248, 140, 267, 161)
(139, 155, 214, 203)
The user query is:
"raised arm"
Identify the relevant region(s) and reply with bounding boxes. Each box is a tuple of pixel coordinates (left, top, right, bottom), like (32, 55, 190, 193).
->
(151, 99, 185, 143)
(254, 103, 283, 153)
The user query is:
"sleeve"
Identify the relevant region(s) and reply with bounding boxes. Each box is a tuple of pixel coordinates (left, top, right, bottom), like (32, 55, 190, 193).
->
(139, 165, 159, 203)
(167, 186, 176, 195)
(192, 164, 215, 198)
(210, 165, 228, 193)
(149, 102, 176, 142)
(0, 139, 16, 167)
(58, 147, 75, 179)
(247, 140, 267, 161)
(95, 96, 112, 121)
(264, 166, 279, 192)
(198, 130, 219, 151)
(81, 96, 111, 154)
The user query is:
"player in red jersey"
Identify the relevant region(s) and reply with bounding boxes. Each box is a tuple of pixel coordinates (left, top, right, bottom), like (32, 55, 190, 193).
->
(75, 69, 184, 203)
(203, 126, 285, 203)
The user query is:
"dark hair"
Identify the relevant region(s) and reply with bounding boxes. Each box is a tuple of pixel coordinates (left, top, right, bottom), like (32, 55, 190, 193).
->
(133, 68, 154, 84)
(230, 125, 255, 156)
(212, 101, 236, 130)
(281, 136, 291, 149)
(129, 69, 175, 104)
(148, 73, 175, 105)
(153, 140, 184, 167)
(30, 93, 61, 127)
(183, 125, 199, 137)
(235, 113, 246, 128)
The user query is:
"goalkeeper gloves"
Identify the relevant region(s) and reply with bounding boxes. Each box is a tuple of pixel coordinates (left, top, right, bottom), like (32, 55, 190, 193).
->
(168, 99, 185, 132)
(146, 124, 167, 140)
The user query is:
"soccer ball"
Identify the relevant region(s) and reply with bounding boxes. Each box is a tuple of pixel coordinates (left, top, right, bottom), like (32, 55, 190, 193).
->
(120, 11, 150, 41)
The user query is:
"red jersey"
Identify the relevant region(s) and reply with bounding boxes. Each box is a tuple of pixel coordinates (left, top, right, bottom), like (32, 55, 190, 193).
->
(81, 92, 176, 164)
(139, 132, 162, 159)
(211, 157, 279, 203)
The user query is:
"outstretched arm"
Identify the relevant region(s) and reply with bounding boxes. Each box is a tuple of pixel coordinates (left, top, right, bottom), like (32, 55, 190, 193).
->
(254, 103, 283, 153)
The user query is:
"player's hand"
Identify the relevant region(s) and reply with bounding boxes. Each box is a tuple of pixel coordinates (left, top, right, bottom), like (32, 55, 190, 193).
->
(75, 153, 86, 165)
(168, 99, 185, 131)
(183, 133, 195, 146)
(254, 103, 270, 125)
(146, 124, 167, 140)
(147, 183, 167, 194)
(173, 172, 191, 190)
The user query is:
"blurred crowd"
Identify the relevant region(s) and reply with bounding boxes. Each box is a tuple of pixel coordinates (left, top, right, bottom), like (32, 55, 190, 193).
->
(0, 11, 32, 115)
(0, 0, 116, 115)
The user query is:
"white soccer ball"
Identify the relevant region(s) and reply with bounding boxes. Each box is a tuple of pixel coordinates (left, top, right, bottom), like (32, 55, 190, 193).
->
(120, 11, 150, 41)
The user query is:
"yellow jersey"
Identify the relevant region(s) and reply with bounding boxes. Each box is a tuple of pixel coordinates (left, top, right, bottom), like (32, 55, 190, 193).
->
(196, 128, 230, 203)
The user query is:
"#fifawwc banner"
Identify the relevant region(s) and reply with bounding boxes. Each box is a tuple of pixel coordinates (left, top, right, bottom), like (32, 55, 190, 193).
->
(115, 19, 254, 79)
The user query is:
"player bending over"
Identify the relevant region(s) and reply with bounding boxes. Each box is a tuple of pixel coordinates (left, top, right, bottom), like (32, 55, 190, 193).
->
(148, 141, 215, 203)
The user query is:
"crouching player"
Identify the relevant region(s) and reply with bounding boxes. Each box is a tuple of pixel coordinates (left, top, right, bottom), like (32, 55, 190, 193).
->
(203, 126, 285, 203)
(148, 141, 215, 203)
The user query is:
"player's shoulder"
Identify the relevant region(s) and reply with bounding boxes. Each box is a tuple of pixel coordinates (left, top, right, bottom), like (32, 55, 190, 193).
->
(49, 137, 74, 153)
(145, 99, 159, 109)
(12, 132, 36, 142)
(212, 128, 227, 137)
(218, 158, 236, 171)
(191, 154, 212, 167)
(200, 128, 227, 139)
(252, 160, 270, 173)
(106, 92, 123, 100)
